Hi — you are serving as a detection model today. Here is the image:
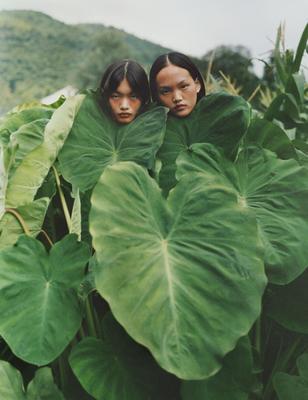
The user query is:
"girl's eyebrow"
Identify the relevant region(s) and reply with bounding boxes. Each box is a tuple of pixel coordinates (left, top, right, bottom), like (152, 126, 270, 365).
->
(159, 79, 188, 88)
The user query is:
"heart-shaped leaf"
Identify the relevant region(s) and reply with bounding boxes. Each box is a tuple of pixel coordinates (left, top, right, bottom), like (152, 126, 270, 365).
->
(70, 312, 179, 400)
(0, 234, 90, 365)
(90, 161, 265, 379)
(158, 92, 250, 193)
(58, 93, 167, 191)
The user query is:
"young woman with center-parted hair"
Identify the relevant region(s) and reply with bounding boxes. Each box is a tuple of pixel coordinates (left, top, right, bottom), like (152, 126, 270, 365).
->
(99, 59, 150, 124)
(149, 52, 205, 118)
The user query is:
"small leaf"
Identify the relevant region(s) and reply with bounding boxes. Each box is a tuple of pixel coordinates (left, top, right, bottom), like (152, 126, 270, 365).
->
(27, 367, 65, 400)
(274, 353, 308, 400)
(0, 360, 26, 399)
(0, 361, 65, 400)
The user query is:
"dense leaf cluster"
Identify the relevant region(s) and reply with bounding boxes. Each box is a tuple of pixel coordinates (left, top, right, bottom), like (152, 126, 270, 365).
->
(0, 23, 307, 400)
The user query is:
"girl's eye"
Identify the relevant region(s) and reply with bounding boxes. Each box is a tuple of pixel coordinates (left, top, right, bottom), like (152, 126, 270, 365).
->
(110, 93, 119, 99)
(130, 93, 138, 99)
(159, 88, 171, 95)
(181, 84, 189, 90)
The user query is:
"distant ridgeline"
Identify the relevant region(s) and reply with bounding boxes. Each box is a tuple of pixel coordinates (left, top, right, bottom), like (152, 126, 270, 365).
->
(0, 10, 170, 114)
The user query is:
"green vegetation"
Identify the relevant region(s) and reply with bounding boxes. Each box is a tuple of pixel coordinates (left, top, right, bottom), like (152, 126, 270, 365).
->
(0, 13, 307, 400)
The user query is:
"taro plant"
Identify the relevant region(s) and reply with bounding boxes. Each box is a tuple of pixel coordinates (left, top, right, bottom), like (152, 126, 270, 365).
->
(0, 26, 308, 400)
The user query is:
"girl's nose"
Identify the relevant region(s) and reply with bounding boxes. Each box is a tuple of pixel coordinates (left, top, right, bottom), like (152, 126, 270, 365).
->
(120, 98, 129, 110)
(173, 90, 183, 103)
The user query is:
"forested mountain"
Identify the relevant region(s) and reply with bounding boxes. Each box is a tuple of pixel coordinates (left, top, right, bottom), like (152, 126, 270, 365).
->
(0, 10, 170, 113)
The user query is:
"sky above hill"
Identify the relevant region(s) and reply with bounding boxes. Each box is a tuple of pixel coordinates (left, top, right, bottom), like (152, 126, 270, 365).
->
(1, 0, 308, 76)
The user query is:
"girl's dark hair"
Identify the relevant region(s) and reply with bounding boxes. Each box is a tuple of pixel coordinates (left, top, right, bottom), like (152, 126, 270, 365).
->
(99, 59, 150, 115)
(149, 52, 206, 103)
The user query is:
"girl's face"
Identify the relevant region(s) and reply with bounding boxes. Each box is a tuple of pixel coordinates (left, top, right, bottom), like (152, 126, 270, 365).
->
(108, 78, 142, 124)
(156, 64, 201, 117)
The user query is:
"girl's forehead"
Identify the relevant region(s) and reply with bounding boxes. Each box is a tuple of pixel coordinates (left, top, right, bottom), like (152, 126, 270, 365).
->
(156, 65, 192, 86)
(115, 78, 134, 94)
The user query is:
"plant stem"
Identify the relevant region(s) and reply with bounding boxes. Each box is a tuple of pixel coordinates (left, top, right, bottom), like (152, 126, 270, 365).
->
(58, 353, 67, 390)
(39, 229, 54, 247)
(52, 166, 71, 231)
(5, 208, 31, 235)
(254, 317, 262, 355)
(85, 296, 98, 338)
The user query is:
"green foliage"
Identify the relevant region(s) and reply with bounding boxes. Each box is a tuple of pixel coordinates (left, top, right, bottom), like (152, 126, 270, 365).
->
(77, 30, 131, 89)
(0, 198, 49, 250)
(181, 337, 257, 400)
(274, 353, 308, 400)
(0, 25, 307, 400)
(70, 312, 179, 400)
(0, 234, 90, 365)
(58, 93, 168, 191)
(202, 45, 261, 99)
(158, 91, 251, 194)
(177, 143, 308, 284)
(90, 161, 265, 379)
(0, 361, 65, 399)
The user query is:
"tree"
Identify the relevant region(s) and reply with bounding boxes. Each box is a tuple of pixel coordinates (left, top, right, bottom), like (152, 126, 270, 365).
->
(202, 45, 260, 98)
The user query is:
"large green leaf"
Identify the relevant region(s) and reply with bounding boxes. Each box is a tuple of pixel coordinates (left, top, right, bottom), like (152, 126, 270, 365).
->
(266, 269, 308, 333)
(244, 117, 297, 159)
(0, 234, 90, 365)
(5, 95, 85, 208)
(90, 162, 265, 379)
(177, 143, 308, 284)
(8, 118, 50, 177)
(69, 312, 179, 400)
(158, 91, 250, 193)
(181, 337, 256, 400)
(0, 107, 53, 143)
(274, 353, 308, 400)
(0, 197, 49, 250)
(58, 93, 167, 191)
(0, 106, 53, 176)
(0, 361, 64, 400)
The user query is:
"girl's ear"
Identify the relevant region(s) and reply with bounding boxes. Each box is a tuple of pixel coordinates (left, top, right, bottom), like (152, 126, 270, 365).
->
(195, 78, 201, 93)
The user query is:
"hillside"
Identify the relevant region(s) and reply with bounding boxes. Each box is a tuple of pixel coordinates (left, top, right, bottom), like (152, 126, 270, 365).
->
(0, 10, 170, 114)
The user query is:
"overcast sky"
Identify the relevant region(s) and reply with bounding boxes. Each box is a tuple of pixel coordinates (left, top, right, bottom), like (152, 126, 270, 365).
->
(1, 0, 307, 75)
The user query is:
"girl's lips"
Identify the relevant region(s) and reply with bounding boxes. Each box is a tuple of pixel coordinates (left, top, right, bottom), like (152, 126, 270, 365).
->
(174, 104, 187, 112)
(118, 113, 132, 118)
